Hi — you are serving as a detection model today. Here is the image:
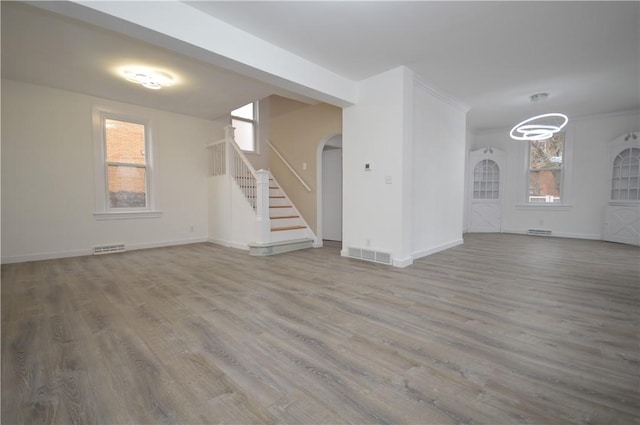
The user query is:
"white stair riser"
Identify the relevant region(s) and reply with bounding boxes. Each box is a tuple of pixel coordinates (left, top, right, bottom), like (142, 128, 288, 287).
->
(270, 207, 295, 216)
(270, 217, 303, 228)
(270, 228, 310, 242)
(269, 197, 290, 207)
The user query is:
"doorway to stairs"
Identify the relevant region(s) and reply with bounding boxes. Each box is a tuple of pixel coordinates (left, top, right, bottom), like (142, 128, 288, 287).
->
(317, 134, 343, 243)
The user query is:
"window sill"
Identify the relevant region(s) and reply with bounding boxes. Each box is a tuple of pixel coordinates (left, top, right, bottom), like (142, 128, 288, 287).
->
(608, 201, 640, 206)
(94, 211, 162, 220)
(516, 204, 572, 211)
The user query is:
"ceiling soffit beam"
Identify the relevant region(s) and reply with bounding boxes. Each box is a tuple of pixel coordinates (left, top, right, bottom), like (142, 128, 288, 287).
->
(34, 1, 357, 107)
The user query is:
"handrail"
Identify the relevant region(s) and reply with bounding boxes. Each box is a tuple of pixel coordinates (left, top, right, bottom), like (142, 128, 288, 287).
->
(229, 138, 257, 176)
(267, 140, 311, 192)
(205, 138, 225, 148)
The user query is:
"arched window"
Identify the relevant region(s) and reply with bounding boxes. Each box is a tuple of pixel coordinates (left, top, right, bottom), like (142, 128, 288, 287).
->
(611, 147, 640, 201)
(473, 159, 500, 199)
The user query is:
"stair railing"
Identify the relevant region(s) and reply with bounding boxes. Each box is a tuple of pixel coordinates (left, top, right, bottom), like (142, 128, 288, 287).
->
(207, 125, 271, 244)
(267, 140, 312, 192)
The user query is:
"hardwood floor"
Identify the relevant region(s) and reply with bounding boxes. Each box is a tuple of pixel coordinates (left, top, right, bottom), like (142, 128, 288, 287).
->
(2, 233, 639, 424)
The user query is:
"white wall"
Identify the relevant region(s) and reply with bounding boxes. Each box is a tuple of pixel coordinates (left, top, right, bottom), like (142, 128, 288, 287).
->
(411, 81, 467, 258)
(471, 110, 640, 239)
(207, 175, 255, 250)
(1, 79, 221, 263)
(342, 66, 414, 266)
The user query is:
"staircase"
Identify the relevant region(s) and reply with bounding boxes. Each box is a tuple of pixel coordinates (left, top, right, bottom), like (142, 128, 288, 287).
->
(249, 174, 314, 255)
(207, 126, 316, 256)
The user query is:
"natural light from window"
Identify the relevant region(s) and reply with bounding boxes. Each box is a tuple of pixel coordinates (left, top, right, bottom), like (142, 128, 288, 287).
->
(105, 119, 148, 208)
(528, 133, 564, 203)
(231, 102, 256, 152)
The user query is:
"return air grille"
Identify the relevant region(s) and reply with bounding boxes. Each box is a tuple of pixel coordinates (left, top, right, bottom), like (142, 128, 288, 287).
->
(93, 244, 126, 255)
(527, 229, 552, 236)
(347, 247, 392, 265)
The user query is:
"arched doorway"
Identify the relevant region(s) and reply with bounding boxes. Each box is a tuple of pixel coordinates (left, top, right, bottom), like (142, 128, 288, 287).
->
(316, 135, 343, 244)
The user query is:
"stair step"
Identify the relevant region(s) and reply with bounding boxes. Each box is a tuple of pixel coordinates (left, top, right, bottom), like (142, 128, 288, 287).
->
(249, 238, 313, 256)
(271, 225, 307, 231)
(270, 205, 292, 208)
(271, 215, 299, 219)
(245, 195, 287, 199)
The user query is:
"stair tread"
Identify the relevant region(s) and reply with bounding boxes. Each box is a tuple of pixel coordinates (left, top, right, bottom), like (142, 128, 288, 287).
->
(271, 225, 307, 231)
(249, 238, 313, 248)
(270, 205, 293, 208)
(270, 215, 299, 219)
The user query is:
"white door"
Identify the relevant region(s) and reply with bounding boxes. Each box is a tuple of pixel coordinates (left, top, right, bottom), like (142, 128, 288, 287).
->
(322, 147, 343, 241)
(468, 148, 505, 233)
(603, 133, 640, 246)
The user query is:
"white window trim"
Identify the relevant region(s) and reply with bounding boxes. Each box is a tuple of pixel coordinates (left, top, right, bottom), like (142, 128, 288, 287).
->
(516, 126, 574, 210)
(92, 106, 161, 220)
(231, 101, 258, 154)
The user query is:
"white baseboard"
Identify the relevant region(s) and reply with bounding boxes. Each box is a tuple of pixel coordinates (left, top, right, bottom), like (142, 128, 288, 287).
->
(127, 236, 209, 251)
(207, 238, 250, 251)
(412, 238, 464, 261)
(2, 248, 92, 264)
(1, 236, 209, 265)
(501, 228, 601, 240)
(392, 256, 413, 268)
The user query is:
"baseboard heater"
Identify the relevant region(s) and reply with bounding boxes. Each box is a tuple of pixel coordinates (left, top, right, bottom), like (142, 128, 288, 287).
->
(347, 247, 392, 265)
(93, 244, 126, 255)
(527, 229, 552, 236)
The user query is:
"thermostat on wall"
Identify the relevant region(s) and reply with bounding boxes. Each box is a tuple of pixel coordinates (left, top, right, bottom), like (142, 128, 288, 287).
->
(364, 162, 373, 171)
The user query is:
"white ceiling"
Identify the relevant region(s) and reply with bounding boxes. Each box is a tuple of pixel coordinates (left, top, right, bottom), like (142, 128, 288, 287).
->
(188, 1, 640, 130)
(2, 1, 638, 131)
(0, 2, 313, 120)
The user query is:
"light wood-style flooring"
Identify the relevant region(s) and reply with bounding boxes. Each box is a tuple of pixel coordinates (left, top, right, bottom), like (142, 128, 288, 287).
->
(2, 233, 639, 424)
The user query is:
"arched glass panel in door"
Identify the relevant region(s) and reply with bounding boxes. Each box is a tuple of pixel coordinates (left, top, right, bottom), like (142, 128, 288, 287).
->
(611, 147, 640, 201)
(473, 159, 500, 199)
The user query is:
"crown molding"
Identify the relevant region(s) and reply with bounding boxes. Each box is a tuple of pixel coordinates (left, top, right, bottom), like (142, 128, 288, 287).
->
(413, 76, 470, 113)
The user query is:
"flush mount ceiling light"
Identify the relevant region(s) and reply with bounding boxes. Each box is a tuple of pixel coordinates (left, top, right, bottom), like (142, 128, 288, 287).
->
(120, 66, 175, 90)
(510, 113, 568, 141)
(529, 92, 548, 102)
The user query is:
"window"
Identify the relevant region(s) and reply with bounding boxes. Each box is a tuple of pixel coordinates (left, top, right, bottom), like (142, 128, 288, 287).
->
(105, 118, 148, 208)
(231, 102, 256, 152)
(93, 108, 160, 219)
(473, 159, 500, 199)
(611, 147, 640, 201)
(527, 133, 564, 203)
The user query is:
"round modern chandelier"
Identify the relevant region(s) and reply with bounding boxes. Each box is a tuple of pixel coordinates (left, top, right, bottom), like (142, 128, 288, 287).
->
(510, 112, 568, 141)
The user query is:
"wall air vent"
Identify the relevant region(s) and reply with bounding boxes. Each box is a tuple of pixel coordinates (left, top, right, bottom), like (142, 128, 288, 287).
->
(527, 229, 552, 236)
(93, 244, 126, 255)
(347, 247, 392, 265)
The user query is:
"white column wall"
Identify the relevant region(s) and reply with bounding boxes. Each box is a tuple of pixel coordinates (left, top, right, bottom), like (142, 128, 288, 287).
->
(411, 83, 467, 258)
(342, 66, 414, 266)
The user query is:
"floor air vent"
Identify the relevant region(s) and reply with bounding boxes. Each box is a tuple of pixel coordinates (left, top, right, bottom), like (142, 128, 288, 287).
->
(93, 244, 126, 255)
(347, 247, 392, 265)
(527, 229, 552, 236)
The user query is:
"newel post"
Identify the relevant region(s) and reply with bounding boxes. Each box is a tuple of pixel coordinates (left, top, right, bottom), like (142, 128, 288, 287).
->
(254, 169, 271, 244)
(224, 125, 235, 175)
